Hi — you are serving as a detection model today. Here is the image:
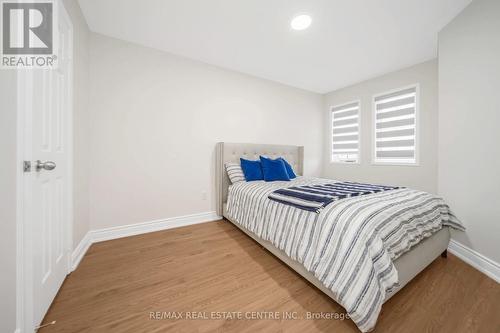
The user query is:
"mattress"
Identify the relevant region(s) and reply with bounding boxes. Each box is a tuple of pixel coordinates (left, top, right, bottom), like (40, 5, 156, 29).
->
(223, 177, 462, 332)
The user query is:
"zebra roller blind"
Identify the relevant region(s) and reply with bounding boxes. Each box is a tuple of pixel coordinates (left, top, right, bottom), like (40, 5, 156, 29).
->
(374, 86, 417, 164)
(331, 101, 360, 163)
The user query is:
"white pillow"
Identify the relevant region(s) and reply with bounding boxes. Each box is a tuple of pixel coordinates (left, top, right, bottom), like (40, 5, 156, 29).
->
(225, 162, 245, 183)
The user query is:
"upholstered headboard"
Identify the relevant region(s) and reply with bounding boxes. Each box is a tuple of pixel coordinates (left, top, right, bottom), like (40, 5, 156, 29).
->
(215, 142, 304, 216)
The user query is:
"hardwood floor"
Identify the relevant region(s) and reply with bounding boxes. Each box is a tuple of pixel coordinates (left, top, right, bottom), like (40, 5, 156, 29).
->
(42, 220, 500, 333)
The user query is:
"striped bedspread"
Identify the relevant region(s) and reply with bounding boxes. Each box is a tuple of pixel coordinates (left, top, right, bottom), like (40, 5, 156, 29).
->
(268, 182, 401, 212)
(226, 177, 464, 332)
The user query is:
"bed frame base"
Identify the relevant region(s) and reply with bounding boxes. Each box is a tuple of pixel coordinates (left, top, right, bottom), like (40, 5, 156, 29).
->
(223, 212, 450, 304)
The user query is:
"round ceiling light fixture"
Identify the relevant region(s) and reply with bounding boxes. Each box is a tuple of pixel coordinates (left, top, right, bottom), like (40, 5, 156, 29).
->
(290, 14, 312, 31)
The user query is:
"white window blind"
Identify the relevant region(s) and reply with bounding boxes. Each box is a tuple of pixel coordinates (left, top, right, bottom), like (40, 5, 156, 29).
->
(373, 86, 417, 164)
(331, 101, 360, 163)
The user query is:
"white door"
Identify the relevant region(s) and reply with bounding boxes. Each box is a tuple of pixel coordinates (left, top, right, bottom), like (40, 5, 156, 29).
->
(22, 4, 73, 329)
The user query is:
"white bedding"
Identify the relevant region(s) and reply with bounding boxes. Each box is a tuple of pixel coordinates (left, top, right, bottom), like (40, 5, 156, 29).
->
(226, 177, 464, 332)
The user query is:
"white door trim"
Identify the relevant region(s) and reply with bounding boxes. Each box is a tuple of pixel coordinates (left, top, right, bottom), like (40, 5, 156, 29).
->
(16, 64, 30, 333)
(16, 1, 74, 332)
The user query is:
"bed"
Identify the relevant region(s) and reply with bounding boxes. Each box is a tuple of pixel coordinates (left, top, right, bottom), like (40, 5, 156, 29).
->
(215, 142, 462, 332)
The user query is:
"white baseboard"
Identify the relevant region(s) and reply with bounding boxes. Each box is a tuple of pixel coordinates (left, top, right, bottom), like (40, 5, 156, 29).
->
(71, 211, 220, 271)
(71, 231, 92, 271)
(90, 211, 220, 243)
(71, 215, 499, 284)
(448, 239, 500, 283)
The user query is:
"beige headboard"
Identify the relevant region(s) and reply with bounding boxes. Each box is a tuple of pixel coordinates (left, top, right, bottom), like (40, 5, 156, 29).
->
(216, 142, 304, 216)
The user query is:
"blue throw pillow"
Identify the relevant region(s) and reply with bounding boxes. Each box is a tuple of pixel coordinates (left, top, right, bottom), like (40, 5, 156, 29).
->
(240, 158, 263, 181)
(259, 156, 290, 182)
(279, 157, 297, 179)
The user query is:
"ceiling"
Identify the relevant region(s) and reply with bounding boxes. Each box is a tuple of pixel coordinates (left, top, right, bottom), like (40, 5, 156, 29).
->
(78, 0, 471, 93)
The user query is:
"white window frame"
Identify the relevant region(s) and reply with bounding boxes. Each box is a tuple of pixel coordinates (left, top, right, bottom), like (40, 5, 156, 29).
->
(372, 84, 420, 166)
(330, 100, 361, 164)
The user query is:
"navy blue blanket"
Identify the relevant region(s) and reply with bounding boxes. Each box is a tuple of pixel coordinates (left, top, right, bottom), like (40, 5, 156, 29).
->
(268, 181, 401, 213)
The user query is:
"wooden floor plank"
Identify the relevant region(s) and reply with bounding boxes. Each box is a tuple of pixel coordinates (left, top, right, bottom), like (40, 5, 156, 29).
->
(41, 220, 500, 333)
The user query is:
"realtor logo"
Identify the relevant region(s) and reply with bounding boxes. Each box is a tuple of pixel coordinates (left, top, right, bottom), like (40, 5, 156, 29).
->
(1, 0, 57, 68)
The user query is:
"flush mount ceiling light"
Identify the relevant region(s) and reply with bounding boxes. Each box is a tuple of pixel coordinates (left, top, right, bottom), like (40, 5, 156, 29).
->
(290, 14, 312, 30)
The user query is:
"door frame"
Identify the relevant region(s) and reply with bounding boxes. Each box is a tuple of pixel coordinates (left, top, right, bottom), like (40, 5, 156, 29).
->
(16, 1, 74, 332)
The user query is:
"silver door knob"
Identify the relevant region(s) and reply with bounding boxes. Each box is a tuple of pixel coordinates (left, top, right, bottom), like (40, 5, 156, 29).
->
(36, 160, 56, 171)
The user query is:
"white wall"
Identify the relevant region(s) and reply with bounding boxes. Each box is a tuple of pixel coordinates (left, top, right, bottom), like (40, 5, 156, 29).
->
(88, 33, 323, 230)
(0, 70, 18, 333)
(323, 60, 438, 193)
(63, 0, 91, 249)
(438, 0, 500, 263)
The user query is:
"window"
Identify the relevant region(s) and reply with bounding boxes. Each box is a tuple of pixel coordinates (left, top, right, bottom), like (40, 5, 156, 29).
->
(373, 85, 418, 165)
(331, 101, 360, 163)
